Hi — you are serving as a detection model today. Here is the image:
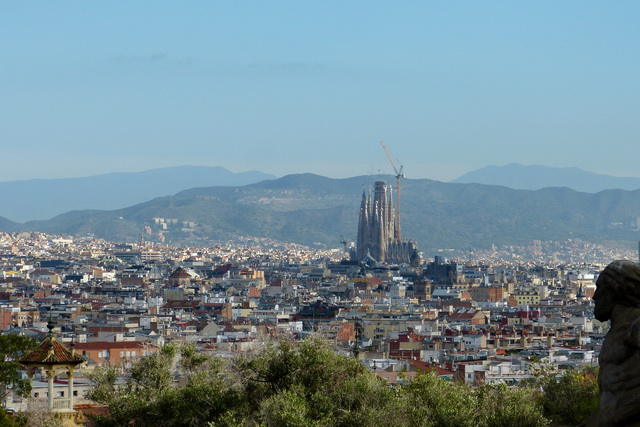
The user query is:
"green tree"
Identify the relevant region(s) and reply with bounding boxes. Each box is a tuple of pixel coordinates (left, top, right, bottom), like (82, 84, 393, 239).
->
(476, 383, 547, 427)
(329, 373, 406, 427)
(402, 372, 480, 427)
(401, 372, 547, 427)
(238, 337, 405, 427)
(88, 343, 244, 427)
(534, 367, 599, 425)
(259, 387, 316, 427)
(0, 334, 37, 404)
(0, 408, 20, 427)
(234, 338, 365, 408)
(87, 338, 588, 427)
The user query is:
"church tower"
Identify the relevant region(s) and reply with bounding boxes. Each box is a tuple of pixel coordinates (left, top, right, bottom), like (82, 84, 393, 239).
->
(355, 180, 419, 265)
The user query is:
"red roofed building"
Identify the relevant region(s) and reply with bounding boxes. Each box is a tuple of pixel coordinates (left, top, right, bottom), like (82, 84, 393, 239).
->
(407, 359, 456, 380)
(337, 322, 356, 342)
(447, 309, 487, 326)
(389, 334, 422, 360)
(168, 267, 192, 287)
(73, 341, 158, 366)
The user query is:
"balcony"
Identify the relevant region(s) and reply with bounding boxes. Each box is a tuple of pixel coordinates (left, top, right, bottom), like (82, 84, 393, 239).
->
(52, 398, 71, 411)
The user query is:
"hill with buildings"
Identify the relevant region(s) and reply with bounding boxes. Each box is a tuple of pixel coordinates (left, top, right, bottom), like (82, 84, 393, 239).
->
(451, 163, 640, 193)
(3, 173, 640, 255)
(0, 165, 276, 222)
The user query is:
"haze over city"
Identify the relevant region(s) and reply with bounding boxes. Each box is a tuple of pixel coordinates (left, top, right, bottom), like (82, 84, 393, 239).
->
(2, 2, 640, 182)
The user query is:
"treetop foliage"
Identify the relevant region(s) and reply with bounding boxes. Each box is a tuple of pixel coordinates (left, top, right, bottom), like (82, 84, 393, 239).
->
(0, 334, 37, 400)
(84, 338, 598, 427)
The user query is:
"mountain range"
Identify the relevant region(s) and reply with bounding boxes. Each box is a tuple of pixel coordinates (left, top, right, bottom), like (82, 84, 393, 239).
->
(451, 163, 640, 193)
(1, 166, 276, 223)
(2, 169, 640, 255)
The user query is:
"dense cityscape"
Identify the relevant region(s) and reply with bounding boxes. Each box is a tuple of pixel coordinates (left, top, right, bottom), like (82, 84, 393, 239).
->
(1, 214, 636, 424)
(5, 2, 640, 425)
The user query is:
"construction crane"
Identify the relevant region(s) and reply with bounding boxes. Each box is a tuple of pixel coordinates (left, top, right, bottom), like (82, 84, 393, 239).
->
(340, 235, 349, 254)
(380, 140, 403, 240)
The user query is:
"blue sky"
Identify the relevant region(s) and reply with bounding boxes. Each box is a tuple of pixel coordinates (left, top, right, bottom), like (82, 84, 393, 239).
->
(2, 2, 639, 182)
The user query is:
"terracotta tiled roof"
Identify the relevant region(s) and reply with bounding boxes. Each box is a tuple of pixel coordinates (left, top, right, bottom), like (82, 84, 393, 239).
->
(20, 336, 85, 366)
(169, 267, 191, 278)
(448, 312, 476, 320)
(407, 359, 432, 372)
(74, 341, 155, 351)
(162, 300, 201, 309)
(405, 360, 454, 378)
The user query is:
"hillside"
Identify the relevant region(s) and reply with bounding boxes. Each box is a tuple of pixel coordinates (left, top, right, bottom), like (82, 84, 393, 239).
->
(6, 173, 640, 254)
(451, 163, 640, 193)
(0, 166, 276, 222)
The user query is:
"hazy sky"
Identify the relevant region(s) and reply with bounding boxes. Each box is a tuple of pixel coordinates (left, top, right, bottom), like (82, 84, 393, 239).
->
(2, 2, 639, 182)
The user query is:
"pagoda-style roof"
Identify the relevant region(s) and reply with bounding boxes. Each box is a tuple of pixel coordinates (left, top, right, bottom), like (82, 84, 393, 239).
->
(19, 321, 85, 367)
(20, 335, 85, 366)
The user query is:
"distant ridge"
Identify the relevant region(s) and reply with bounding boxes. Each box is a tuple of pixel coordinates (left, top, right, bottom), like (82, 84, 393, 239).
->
(0, 216, 21, 232)
(0, 166, 276, 222)
(451, 163, 640, 193)
(4, 173, 640, 254)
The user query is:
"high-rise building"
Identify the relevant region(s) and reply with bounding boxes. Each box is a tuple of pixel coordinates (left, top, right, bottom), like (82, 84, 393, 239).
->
(355, 180, 420, 266)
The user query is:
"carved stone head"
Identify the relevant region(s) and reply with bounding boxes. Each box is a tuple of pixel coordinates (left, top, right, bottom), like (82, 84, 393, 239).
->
(594, 260, 640, 322)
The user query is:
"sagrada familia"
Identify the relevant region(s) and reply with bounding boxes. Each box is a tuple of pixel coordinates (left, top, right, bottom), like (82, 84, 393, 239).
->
(354, 180, 421, 266)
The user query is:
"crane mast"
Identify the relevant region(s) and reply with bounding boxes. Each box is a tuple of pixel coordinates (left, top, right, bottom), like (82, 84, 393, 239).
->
(379, 141, 403, 240)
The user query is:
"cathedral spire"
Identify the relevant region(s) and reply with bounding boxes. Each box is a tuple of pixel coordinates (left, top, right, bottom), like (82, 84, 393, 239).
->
(355, 180, 420, 265)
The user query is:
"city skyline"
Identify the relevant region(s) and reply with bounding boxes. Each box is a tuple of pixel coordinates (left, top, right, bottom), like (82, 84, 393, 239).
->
(2, 2, 640, 182)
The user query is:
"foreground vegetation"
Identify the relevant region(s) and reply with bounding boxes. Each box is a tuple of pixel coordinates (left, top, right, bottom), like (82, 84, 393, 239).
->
(4, 338, 599, 426)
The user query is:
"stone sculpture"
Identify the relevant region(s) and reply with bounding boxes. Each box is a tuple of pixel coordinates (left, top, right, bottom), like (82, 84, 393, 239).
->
(588, 260, 640, 426)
